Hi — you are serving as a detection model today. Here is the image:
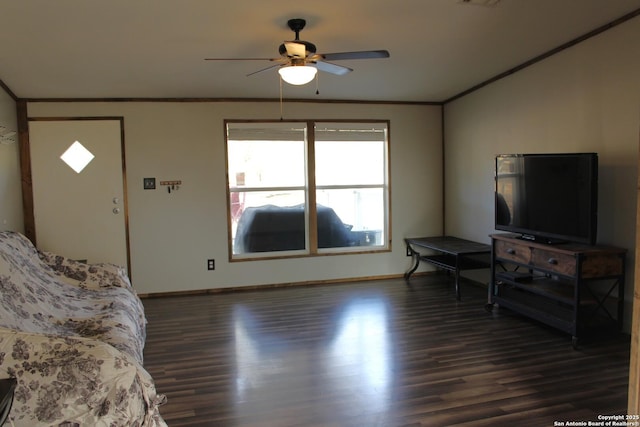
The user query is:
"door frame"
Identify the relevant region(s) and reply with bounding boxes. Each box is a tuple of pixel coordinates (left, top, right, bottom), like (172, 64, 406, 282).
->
(19, 113, 132, 275)
(628, 126, 640, 413)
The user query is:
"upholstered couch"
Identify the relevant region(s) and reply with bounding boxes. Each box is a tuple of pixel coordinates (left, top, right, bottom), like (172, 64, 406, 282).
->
(0, 231, 166, 426)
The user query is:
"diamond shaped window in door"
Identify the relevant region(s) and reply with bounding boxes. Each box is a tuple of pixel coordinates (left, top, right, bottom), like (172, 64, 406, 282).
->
(60, 141, 95, 173)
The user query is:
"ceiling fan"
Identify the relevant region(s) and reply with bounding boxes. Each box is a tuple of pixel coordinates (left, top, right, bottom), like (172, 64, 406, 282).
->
(205, 18, 390, 85)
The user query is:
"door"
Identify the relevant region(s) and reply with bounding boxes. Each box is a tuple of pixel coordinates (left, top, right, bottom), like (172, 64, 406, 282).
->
(28, 119, 129, 271)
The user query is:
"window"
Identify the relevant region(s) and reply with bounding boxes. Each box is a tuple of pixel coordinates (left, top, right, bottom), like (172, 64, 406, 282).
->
(226, 120, 389, 259)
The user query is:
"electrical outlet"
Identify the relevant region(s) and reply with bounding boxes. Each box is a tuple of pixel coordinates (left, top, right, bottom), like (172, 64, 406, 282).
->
(207, 259, 215, 270)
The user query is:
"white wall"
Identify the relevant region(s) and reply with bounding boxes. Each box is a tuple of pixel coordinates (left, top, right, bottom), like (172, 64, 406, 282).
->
(444, 17, 640, 329)
(27, 101, 442, 294)
(0, 90, 21, 232)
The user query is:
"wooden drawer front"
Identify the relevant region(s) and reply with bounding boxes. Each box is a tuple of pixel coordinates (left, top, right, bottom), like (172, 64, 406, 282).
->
(495, 240, 531, 264)
(581, 254, 624, 278)
(531, 249, 576, 276)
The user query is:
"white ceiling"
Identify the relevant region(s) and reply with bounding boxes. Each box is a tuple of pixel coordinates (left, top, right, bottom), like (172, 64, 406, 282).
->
(1, 0, 639, 102)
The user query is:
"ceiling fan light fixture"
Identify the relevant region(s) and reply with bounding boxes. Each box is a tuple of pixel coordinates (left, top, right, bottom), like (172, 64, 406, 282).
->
(278, 65, 317, 85)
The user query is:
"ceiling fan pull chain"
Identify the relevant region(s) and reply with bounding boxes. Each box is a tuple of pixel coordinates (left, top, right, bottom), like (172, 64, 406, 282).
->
(315, 72, 319, 95)
(279, 75, 284, 120)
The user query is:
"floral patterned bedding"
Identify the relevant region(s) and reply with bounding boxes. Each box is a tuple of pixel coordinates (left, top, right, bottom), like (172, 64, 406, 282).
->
(0, 231, 167, 426)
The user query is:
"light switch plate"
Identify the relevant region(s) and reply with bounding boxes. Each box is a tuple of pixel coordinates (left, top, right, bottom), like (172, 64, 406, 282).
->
(143, 177, 156, 190)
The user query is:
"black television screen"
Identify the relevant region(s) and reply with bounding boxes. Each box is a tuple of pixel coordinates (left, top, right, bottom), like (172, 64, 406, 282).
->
(495, 153, 598, 245)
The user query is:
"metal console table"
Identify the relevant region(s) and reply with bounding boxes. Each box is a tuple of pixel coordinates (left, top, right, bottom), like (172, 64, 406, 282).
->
(404, 236, 491, 300)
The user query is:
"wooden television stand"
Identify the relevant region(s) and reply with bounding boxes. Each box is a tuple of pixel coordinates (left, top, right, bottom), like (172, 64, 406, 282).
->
(487, 233, 626, 347)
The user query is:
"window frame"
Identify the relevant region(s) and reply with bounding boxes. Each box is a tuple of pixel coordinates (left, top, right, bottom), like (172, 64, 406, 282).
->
(225, 119, 391, 261)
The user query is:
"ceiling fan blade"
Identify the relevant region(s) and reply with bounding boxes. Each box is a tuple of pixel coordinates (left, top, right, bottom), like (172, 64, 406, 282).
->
(284, 41, 307, 58)
(314, 61, 352, 76)
(204, 58, 278, 61)
(319, 50, 390, 61)
(246, 64, 281, 77)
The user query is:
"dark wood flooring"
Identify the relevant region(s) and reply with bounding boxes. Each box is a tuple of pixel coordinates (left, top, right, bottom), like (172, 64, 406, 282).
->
(141, 275, 630, 427)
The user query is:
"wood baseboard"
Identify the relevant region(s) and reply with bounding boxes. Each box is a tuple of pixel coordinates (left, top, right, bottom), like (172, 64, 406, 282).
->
(137, 272, 437, 299)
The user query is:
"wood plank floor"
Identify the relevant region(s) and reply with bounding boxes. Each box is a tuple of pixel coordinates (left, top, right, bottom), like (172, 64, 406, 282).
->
(141, 275, 630, 427)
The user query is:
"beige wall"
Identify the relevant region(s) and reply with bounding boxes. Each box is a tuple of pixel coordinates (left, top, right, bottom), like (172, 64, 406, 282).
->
(444, 17, 640, 330)
(27, 101, 443, 294)
(19, 16, 637, 308)
(0, 89, 21, 232)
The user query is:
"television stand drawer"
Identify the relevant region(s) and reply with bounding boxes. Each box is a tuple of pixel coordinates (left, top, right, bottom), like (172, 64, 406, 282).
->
(494, 239, 531, 264)
(531, 248, 576, 276)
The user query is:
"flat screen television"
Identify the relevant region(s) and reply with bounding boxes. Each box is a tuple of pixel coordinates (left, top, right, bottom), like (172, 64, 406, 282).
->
(495, 152, 598, 245)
